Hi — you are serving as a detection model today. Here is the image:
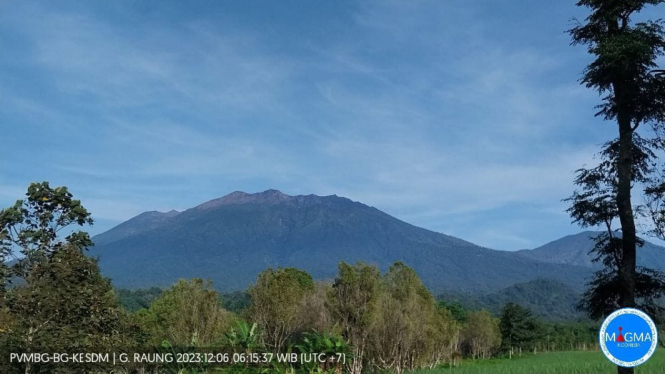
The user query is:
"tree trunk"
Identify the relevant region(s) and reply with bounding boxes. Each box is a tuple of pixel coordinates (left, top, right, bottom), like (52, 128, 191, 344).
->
(616, 113, 637, 309)
(614, 87, 637, 374)
(618, 367, 634, 374)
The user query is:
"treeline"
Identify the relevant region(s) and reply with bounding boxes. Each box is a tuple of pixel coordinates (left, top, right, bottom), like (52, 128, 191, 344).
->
(0, 182, 598, 374)
(436, 278, 585, 322)
(122, 262, 466, 373)
(119, 280, 599, 361)
(118, 288, 250, 314)
(438, 300, 598, 355)
(0, 248, 600, 374)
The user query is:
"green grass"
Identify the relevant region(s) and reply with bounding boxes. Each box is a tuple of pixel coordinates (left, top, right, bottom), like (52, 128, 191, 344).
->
(413, 349, 664, 374)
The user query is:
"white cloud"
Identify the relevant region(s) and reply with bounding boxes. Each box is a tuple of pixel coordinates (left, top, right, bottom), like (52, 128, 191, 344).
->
(1, 0, 646, 250)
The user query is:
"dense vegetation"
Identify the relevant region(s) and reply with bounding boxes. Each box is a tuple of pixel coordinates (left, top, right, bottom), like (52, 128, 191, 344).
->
(117, 287, 164, 312)
(1, 258, 605, 374)
(437, 279, 584, 322)
(0, 183, 605, 373)
(118, 288, 250, 314)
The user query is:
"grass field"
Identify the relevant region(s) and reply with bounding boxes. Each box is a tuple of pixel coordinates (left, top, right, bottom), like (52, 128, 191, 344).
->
(413, 349, 664, 374)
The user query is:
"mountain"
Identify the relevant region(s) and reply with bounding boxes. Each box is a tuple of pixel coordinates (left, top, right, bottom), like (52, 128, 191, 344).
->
(89, 190, 591, 293)
(439, 279, 583, 321)
(94, 210, 181, 246)
(516, 231, 665, 271)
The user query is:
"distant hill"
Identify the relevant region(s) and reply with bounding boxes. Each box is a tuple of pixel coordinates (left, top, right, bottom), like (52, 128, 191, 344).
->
(439, 279, 583, 321)
(516, 231, 665, 271)
(94, 210, 180, 246)
(89, 190, 590, 293)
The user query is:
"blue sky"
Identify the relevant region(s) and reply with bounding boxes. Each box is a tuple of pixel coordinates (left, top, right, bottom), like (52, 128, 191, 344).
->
(2, 1, 663, 250)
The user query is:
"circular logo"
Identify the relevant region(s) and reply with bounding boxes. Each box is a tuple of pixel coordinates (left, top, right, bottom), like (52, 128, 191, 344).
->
(599, 308, 658, 367)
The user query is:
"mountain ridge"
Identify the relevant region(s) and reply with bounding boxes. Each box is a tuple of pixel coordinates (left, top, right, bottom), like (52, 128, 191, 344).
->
(89, 189, 592, 293)
(516, 231, 665, 271)
(93, 209, 181, 246)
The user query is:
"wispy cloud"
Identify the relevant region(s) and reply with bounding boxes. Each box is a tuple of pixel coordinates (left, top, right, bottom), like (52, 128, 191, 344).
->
(2, 0, 658, 250)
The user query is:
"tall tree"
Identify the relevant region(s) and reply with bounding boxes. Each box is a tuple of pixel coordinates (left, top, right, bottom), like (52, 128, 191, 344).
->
(369, 262, 439, 373)
(4, 245, 125, 374)
(137, 278, 233, 346)
(0, 182, 93, 297)
(0, 184, 139, 374)
(569, 0, 665, 304)
(246, 267, 314, 351)
(461, 310, 501, 360)
(329, 262, 382, 374)
(499, 303, 542, 357)
(568, 3, 665, 372)
(297, 282, 335, 334)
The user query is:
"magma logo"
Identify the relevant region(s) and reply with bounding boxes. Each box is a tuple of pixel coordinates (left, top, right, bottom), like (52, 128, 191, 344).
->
(599, 308, 658, 367)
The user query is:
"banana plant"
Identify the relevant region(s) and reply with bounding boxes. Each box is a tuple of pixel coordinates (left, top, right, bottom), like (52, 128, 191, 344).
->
(224, 321, 261, 354)
(294, 331, 351, 374)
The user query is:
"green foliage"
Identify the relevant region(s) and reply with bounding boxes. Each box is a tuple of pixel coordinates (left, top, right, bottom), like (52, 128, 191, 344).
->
(117, 287, 163, 312)
(220, 290, 251, 314)
(2, 245, 126, 373)
(225, 320, 261, 352)
(384, 261, 434, 305)
(438, 279, 585, 322)
(569, 1, 665, 124)
(0, 182, 93, 293)
(329, 262, 382, 336)
(138, 278, 233, 346)
(326, 262, 462, 372)
(462, 310, 501, 360)
(564, 139, 665, 320)
(436, 298, 599, 356)
(297, 282, 336, 334)
(538, 322, 598, 352)
(438, 301, 468, 324)
(295, 331, 350, 374)
(499, 303, 543, 353)
(329, 262, 381, 373)
(370, 262, 451, 371)
(578, 261, 665, 321)
(565, 136, 656, 228)
(247, 267, 315, 351)
(0, 183, 143, 373)
(296, 331, 350, 356)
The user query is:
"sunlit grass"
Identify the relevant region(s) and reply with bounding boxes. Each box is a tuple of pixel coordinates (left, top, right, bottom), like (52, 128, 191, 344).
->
(413, 348, 664, 374)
